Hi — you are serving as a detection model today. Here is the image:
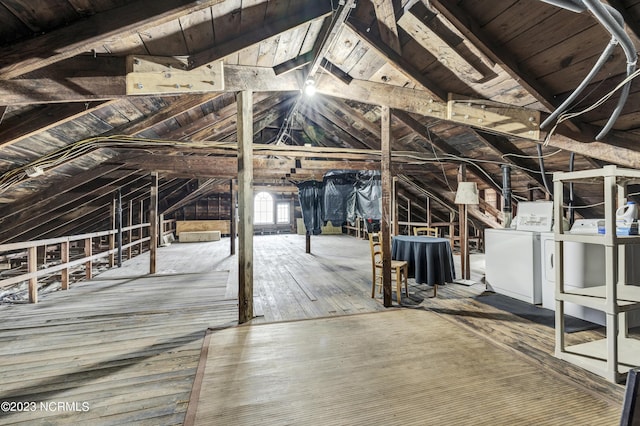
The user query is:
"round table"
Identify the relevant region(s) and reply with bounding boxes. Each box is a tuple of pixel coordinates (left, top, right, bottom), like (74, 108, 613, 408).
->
(391, 235, 456, 285)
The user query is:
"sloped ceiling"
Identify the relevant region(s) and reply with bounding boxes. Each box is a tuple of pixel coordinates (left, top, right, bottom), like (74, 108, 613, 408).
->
(1, 0, 640, 243)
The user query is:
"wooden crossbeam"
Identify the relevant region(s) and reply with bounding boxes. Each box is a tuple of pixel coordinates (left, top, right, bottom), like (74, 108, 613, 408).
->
(126, 56, 224, 95)
(447, 94, 541, 140)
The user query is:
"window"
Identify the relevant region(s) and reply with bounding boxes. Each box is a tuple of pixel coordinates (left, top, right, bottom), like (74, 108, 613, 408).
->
(277, 203, 290, 224)
(254, 192, 273, 224)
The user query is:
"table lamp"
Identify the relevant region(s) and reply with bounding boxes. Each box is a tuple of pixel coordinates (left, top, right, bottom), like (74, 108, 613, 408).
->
(454, 181, 479, 285)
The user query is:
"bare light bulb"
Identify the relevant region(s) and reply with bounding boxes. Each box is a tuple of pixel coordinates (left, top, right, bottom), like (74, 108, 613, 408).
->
(304, 80, 316, 96)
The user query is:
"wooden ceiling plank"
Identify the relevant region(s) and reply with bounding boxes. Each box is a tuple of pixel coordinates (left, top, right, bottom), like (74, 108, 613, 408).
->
(0, 163, 125, 220)
(190, 3, 332, 70)
(0, 0, 226, 79)
(0, 100, 117, 149)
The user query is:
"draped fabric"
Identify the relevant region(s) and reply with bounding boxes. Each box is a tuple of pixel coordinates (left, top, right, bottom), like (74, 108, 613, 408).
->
(297, 180, 324, 235)
(298, 171, 382, 232)
(322, 170, 356, 227)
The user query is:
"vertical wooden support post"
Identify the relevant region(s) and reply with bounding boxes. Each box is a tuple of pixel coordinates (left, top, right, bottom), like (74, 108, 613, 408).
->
(28, 246, 37, 303)
(230, 179, 236, 255)
(449, 211, 455, 247)
(109, 197, 116, 267)
(426, 197, 431, 227)
(306, 233, 311, 253)
(150, 172, 159, 274)
(61, 241, 69, 290)
(238, 90, 254, 324)
(139, 200, 144, 254)
(85, 237, 92, 280)
(407, 197, 411, 233)
(289, 197, 295, 233)
(457, 165, 470, 280)
(381, 106, 392, 307)
(128, 199, 133, 259)
(392, 176, 399, 236)
(117, 189, 123, 268)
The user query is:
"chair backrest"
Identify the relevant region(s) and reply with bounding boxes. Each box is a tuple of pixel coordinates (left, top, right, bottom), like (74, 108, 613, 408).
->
(369, 232, 383, 267)
(414, 227, 438, 237)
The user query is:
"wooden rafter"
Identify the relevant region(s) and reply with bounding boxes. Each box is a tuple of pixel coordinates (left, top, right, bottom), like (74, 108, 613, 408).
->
(0, 0, 227, 79)
(371, 0, 402, 54)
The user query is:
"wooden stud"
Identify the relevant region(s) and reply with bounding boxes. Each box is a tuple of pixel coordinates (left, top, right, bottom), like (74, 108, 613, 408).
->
(139, 200, 144, 255)
(381, 106, 393, 308)
(457, 165, 471, 281)
(150, 172, 159, 274)
(392, 176, 399, 237)
(237, 91, 254, 324)
(110, 197, 116, 267)
(85, 237, 92, 280)
(128, 199, 133, 259)
(28, 246, 37, 303)
(230, 179, 235, 256)
(61, 241, 69, 290)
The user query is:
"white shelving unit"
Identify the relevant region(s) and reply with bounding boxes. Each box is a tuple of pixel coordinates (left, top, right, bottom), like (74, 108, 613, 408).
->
(554, 165, 640, 383)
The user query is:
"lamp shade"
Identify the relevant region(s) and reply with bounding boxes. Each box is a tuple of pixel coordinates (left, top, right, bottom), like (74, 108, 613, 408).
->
(455, 182, 479, 205)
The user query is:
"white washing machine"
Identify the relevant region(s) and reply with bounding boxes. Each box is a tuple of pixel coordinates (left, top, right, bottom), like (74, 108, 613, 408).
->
(486, 228, 542, 304)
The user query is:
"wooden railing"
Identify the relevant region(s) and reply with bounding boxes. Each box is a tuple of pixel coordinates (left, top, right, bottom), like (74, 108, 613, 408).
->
(0, 223, 151, 303)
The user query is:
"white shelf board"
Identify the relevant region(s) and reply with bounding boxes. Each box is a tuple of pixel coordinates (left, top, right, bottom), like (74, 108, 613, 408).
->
(558, 336, 640, 382)
(558, 285, 640, 307)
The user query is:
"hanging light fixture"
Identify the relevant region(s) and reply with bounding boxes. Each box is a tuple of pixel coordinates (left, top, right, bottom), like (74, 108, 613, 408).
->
(303, 79, 316, 96)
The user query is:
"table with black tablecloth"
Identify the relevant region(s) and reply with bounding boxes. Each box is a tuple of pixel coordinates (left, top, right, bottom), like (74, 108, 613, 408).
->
(391, 235, 456, 285)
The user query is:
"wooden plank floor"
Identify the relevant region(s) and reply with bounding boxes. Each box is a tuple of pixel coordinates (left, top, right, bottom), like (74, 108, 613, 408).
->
(0, 271, 237, 425)
(187, 309, 622, 426)
(0, 234, 629, 424)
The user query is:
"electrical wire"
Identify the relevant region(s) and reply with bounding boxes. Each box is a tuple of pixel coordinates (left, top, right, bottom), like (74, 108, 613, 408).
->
(543, 67, 640, 144)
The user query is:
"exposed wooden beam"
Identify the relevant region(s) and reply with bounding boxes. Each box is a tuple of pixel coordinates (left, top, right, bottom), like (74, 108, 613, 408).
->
(381, 105, 392, 307)
(237, 90, 254, 324)
(398, 2, 483, 82)
(307, 0, 357, 79)
(0, 0, 226, 79)
(149, 172, 159, 274)
(372, 0, 402, 54)
(0, 65, 302, 105)
(317, 74, 447, 118)
(392, 110, 503, 194)
(346, 21, 446, 100)
(426, 0, 578, 134)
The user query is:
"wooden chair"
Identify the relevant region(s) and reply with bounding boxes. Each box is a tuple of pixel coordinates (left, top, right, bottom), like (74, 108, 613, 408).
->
(413, 227, 438, 237)
(369, 233, 409, 303)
